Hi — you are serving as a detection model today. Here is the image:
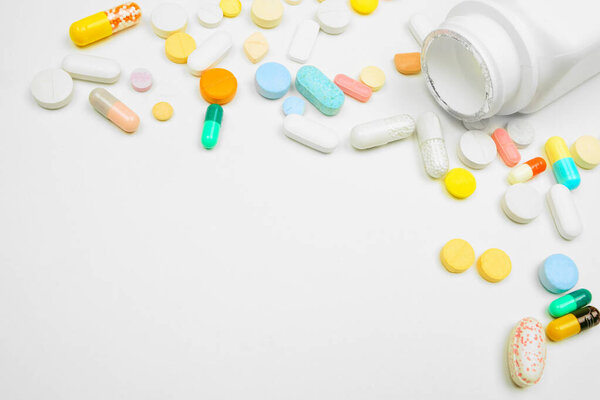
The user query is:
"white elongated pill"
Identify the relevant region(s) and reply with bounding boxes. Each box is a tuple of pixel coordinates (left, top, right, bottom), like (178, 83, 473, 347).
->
(288, 20, 320, 64)
(547, 184, 583, 240)
(508, 317, 546, 387)
(31, 68, 74, 109)
(408, 13, 434, 47)
(502, 184, 543, 224)
(197, 1, 223, 28)
(316, 0, 351, 35)
(151, 3, 188, 38)
(188, 32, 233, 76)
(417, 112, 449, 179)
(62, 54, 120, 83)
(283, 114, 338, 153)
(351, 114, 415, 150)
(457, 130, 497, 169)
(507, 119, 535, 148)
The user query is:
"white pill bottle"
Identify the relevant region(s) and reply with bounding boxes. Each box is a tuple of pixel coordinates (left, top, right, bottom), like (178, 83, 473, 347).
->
(421, 0, 600, 122)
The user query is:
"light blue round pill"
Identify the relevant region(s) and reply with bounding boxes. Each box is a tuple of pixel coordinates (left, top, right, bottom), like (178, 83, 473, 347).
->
(255, 62, 291, 100)
(538, 254, 578, 294)
(282, 96, 305, 116)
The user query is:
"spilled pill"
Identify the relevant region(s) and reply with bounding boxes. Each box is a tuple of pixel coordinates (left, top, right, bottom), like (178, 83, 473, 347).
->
(296, 65, 344, 116)
(283, 114, 338, 153)
(89, 88, 139, 133)
(62, 54, 120, 84)
(350, 114, 415, 150)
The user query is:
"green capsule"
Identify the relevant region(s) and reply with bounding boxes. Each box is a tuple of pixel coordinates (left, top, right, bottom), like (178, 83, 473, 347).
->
(202, 103, 223, 150)
(549, 288, 592, 318)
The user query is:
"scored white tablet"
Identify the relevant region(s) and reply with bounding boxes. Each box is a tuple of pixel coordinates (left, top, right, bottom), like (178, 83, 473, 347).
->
(288, 20, 320, 63)
(62, 54, 120, 83)
(283, 114, 338, 153)
(316, 0, 351, 35)
(31, 68, 74, 110)
(188, 31, 233, 76)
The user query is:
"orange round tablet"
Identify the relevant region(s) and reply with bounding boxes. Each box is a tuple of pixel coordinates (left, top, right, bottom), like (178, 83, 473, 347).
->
(199, 68, 238, 105)
(394, 52, 421, 75)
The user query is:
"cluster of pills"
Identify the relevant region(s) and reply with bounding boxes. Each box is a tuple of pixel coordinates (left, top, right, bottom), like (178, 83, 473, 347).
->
(440, 239, 512, 283)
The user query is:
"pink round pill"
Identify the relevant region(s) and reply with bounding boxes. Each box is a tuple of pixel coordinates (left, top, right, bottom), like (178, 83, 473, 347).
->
(130, 68, 153, 92)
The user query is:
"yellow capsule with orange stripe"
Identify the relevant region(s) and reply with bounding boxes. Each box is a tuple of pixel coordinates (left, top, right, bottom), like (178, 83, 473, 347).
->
(69, 3, 142, 47)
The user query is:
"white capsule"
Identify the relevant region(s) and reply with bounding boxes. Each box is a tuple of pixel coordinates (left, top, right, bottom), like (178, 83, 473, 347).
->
(188, 31, 233, 76)
(416, 112, 449, 179)
(351, 115, 415, 150)
(283, 114, 338, 153)
(62, 54, 120, 84)
(547, 184, 583, 240)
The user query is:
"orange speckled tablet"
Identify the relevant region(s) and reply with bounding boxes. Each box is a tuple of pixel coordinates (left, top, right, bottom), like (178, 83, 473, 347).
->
(199, 68, 237, 105)
(394, 53, 421, 75)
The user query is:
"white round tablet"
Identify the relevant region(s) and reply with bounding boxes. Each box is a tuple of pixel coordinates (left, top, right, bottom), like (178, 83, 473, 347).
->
(315, 0, 351, 35)
(151, 3, 188, 38)
(457, 130, 497, 169)
(502, 183, 543, 224)
(507, 119, 535, 148)
(31, 68, 73, 110)
(197, 1, 223, 28)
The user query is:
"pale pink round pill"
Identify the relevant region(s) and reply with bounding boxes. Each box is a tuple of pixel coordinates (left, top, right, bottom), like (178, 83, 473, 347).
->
(130, 68, 153, 92)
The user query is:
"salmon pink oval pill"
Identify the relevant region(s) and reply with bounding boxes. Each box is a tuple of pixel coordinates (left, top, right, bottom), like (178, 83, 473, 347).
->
(334, 74, 372, 103)
(492, 128, 521, 167)
(130, 68, 153, 92)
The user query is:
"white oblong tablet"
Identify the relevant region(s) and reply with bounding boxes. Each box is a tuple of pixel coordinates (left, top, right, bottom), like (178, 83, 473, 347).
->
(316, 0, 351, 35)
(151, 3, 188, 38)
(31, 68, 73, 110)
(457, 130, 497, 169)
(408, 13, 434, 47)
(62, 54, 120, 84)
(502, 184, 543, 224)
(507, 119, 535, 149)
(188, 31, 233, 76)
(283, 114, 338, 153)
(288, 20, 320, 64)
(197, 1, 223, 28)
(547, 184, 583, 240)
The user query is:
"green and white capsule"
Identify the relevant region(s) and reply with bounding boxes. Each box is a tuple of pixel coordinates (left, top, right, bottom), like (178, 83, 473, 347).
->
(549, 288, 592, 318)
(202, 104, 223, 149)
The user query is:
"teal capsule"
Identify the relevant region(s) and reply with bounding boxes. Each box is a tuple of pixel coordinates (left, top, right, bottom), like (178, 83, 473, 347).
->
(549, 288, 592, 318)
(202, 104, 223, 149)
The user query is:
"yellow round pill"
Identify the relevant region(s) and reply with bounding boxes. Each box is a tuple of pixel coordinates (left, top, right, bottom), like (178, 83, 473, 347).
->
(152, 102, 173, 121)
(165, 32, 196, 64)
(359, 66, 385, 91)
(477, 248, 511, 283)
(444, 168, 476, 199)
(571, 135, 600, 169)
(220, 0, 242, 18)
(440, 239, 475, 273)
(350, 0, 378, 15)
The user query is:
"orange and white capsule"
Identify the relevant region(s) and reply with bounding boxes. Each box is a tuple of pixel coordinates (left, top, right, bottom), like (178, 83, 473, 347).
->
(89, 88, 139, 133)
(69, 3, 142, 47)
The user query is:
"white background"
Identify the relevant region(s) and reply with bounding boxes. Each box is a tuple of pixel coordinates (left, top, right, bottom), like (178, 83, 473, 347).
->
(1, 0, 599, 399)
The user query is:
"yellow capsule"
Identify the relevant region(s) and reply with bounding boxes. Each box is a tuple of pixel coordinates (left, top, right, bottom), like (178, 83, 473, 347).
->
(69, 3, 142, 47)
(545, 136, 571, 165)
(546, 306, 599, 341)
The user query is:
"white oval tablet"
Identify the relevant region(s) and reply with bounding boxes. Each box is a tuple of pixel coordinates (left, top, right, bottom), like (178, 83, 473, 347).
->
(151, 3, 188, 38)
(502, 184, 543, 224)
(197, 1, 223, 28)
(283, 114, 338, 153)
(547, 184, 583, 240)
(507, 119, 535, 148)
(62, 54, 120, 83)
(188, 31, 233, 76)
(31, 68, 73, 110)
(457, 130, 497, 169)
(315, 0, 351, 35)
(288, 20, 320, 64)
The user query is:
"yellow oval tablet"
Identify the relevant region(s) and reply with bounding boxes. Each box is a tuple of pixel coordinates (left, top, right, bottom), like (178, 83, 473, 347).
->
(152, 102, 173, 121)
(440, 239, 475, 273)
(220, 0, 242, 18)
(444, 168, 476, 199)
(359, 66, 385, 91)
(477, 248, 511, 283)
(165, 32, 196, 64)
(571, 135, 600, 169)
(350, 0, 378, 15)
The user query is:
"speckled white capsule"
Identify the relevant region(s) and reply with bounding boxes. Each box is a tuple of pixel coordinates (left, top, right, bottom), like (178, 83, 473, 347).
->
(350, 114, 415, 150)
(417, 112, 449, 178)
(508, 317, 546, 387)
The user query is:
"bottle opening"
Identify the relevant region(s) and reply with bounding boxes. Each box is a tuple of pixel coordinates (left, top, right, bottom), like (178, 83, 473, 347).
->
(422, 32, 492, 121)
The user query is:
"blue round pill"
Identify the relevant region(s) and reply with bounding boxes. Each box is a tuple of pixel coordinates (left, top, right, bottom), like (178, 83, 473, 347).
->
(255, 62, 291, 100)
(282, 96, 305, 116)
(538, 254, 578, 294)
